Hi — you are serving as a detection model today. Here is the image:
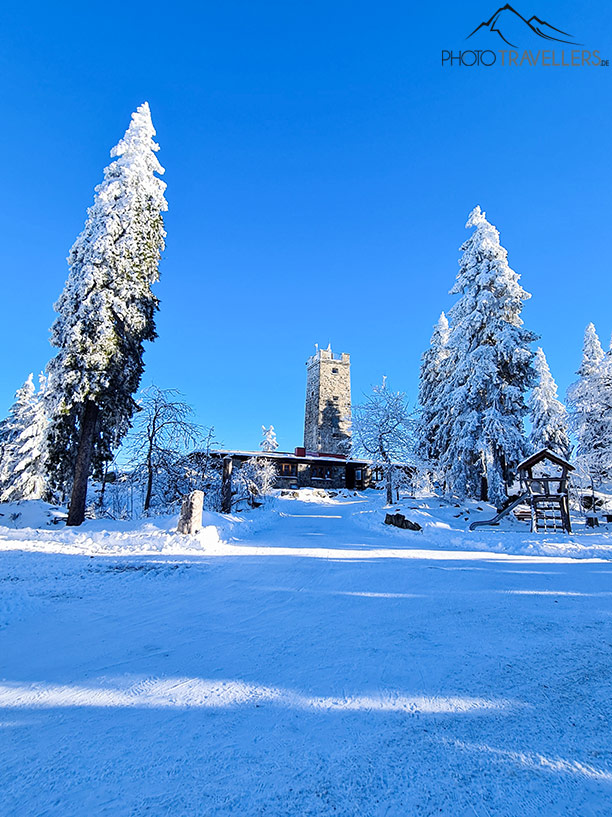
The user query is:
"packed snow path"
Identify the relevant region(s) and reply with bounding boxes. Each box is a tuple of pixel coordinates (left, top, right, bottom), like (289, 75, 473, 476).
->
(1, 494, 611, 816)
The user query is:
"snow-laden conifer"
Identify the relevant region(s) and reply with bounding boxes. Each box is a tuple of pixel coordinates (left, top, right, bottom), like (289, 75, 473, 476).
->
(260, 425, 279, 453)
(567, 324, 612, 486)
(416, 312, 450, 467)
(577, 323, 604, 377)
(0, 375, 35, 487)
(528, 348, 570, 459)
(438, 206, 537, 508)
(46, 102, 167, 524)
(0, 374, 48, 502)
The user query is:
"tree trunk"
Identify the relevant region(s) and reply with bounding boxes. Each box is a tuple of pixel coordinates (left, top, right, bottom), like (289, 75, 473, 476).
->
(221, 456, 233, 513)
(67, 400, 99, 527)
(480, 475, 488, 502)
(99, 460, 109, 506)
(143, 453, 154, 512)
(385, 469, 393, 505)
(143, 419, 156, 513)
(479, 452, 488, 502)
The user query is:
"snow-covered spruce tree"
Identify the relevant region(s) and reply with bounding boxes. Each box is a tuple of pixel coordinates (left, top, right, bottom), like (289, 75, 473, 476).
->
(567, 323, 612, 487)
(0, 375, 35, 496)
(0, 376, 34, 465)
(46, 102, 167, 525)
(416, 311, 450, 468)
(0, 415, 10, 456)
(260, 425, 279, 453)
(437, 206, 537, 509)
(352, 377, 415, 504)
(0, 374, 48, 502)
(528, 348, 570, 459)
(596, 344, 612, 484)
(576, 322, 605, 378)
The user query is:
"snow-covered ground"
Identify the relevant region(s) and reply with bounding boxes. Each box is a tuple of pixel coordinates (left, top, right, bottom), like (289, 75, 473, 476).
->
(1, 491, 612, 816)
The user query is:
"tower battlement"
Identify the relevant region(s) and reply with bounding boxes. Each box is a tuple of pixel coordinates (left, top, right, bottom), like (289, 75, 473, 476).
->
(306, 348, 351, 366)
(304, 345, 351, 456)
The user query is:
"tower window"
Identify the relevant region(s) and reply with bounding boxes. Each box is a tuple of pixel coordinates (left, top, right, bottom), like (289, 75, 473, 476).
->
(332, 368, 338, 373)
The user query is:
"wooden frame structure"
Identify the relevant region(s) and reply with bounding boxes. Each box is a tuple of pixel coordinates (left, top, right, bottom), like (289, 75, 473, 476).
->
(517, 449, 574, 533)
(470, 449, 574, 534)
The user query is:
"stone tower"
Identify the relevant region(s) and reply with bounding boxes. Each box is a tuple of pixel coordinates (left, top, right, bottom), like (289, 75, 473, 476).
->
(304, 345, 351, 455)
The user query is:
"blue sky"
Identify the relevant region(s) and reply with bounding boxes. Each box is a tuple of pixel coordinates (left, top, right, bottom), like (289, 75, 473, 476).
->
(1, 0, 610, 452)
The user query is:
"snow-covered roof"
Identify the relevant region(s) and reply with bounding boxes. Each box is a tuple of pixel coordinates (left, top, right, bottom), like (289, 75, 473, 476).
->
(208, 449, 371, 465)
(517, 449, 574, 472)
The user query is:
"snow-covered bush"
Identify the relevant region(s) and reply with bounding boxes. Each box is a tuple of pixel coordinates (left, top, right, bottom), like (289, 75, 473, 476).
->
(234, 457, 277, 507)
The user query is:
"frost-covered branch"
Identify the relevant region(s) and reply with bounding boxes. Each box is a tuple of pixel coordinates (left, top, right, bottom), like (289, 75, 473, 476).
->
(352, 378, 415, 504)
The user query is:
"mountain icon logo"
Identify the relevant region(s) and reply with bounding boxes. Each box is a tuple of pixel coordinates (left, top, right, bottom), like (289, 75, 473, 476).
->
(467, 4, 581, 48)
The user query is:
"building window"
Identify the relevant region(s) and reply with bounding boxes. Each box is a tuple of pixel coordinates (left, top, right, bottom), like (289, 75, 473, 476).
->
(279, 463, 297, 477)
(312, 466, 332, 480)
(332, 368, 338, 373)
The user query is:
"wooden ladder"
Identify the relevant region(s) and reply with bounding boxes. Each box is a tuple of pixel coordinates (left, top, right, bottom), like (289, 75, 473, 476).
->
(531, 496, 571, 533)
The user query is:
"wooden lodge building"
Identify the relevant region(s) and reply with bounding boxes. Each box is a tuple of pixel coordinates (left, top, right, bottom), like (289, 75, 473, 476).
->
(210, 447, 376, 491)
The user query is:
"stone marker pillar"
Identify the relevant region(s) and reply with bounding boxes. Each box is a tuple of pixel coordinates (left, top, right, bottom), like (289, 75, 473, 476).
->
(177, 490, 204, 535)
(221, 456, 233, 513)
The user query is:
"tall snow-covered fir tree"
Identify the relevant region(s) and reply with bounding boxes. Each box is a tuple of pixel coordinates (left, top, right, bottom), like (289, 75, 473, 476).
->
(567, 323, 612, 486)
(46, 102, 167, 524)
(528, 348, 570, 459)
(0, 374, 48, 502)
(416, 311, 450, 468)
(437, 206, 537, 508)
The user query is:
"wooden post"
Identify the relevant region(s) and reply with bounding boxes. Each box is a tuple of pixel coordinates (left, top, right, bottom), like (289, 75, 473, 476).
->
(561, 494, 572, 533)
(221, 456, 233, 513)
(177, 490, 204, 535)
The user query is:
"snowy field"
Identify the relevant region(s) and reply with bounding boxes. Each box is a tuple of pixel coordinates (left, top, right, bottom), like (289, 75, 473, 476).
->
(1, 491, 612, 816)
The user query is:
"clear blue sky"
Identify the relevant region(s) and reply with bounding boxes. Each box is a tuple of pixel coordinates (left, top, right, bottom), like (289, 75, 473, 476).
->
(1, 0, 610, 452)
